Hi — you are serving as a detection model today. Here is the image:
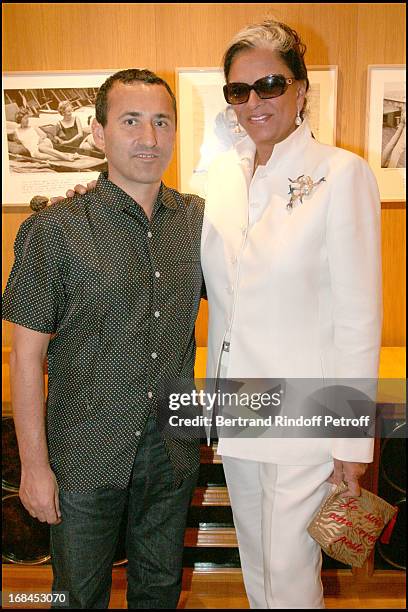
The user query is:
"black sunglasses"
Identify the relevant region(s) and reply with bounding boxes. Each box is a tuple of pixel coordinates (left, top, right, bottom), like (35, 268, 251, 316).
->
(223, 74, 295, 105)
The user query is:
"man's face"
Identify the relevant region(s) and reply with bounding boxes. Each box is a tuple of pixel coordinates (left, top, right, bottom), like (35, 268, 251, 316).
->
(92, 81, 176, 190)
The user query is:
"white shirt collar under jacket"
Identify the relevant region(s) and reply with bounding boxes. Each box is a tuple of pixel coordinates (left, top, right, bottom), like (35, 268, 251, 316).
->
(234, 118, 312, 177)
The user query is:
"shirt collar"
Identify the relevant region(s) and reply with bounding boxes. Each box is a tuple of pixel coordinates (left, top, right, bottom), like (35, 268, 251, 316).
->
(95, 172, 179, 212)
(234, 119, 312, 171)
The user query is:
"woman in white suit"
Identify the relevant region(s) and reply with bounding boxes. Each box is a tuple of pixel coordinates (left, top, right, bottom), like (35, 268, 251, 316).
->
(201, 20, 382, 609)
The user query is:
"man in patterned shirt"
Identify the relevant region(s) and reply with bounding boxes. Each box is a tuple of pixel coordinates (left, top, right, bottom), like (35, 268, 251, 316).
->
(3, 69, 204, 609)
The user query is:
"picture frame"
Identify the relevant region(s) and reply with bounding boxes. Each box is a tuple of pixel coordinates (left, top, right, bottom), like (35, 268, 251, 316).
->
(176, 66, 338, 197)
(365, 65, 406, 201)
(2, 70, 118, 206)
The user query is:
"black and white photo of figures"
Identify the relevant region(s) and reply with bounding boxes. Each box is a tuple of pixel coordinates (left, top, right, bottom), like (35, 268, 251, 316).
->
(4, 87, 107, 173)
(381, 82, 406, 169)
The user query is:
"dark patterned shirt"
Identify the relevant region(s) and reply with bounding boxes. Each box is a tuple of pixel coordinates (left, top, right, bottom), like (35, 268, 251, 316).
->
(2, 172, 204, 491)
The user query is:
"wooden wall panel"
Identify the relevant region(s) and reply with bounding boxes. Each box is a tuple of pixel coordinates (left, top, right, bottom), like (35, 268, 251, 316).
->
(2, 209, 31, 348)
(2, 3, 406, 347)
(381, 207, 406, 347)
(2, 4, 158, 72)
(4, 210, 402, 348)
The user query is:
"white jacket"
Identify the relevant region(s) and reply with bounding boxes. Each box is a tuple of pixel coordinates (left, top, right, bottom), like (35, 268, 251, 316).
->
(201, 120, 382, 465)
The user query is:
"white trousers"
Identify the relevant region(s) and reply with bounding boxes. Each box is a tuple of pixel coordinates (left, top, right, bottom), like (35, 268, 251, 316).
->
(222, 456, 334, 609)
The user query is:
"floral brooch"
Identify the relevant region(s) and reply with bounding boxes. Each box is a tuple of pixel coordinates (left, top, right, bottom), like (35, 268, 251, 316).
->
(287, 175, 326, 212)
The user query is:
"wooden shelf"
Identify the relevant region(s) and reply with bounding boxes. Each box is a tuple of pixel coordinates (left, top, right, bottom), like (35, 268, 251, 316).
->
(192, 486, 230, 506)
(199, 443, 222, 464)
(185, 527, 237, 548)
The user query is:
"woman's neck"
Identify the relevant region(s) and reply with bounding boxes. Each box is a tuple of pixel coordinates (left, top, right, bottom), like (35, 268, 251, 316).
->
(254, 150, 269, 173)
(254, 123, 301, 171)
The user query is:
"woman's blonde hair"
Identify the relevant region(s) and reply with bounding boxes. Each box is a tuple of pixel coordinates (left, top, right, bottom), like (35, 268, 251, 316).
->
(58, 100, 73, 115)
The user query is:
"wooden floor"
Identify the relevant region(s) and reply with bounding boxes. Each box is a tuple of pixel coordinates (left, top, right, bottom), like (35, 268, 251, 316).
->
(2, 566, 406, 609)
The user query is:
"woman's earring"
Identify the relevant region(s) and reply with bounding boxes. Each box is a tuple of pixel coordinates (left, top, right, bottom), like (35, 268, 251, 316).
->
(295, 109, 303, 126)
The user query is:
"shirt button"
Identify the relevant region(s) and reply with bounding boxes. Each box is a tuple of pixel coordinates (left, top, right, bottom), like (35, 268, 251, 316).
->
(231, 256, 237, 264)
(147, 391, 153, 399)
(135, 430, 141, 437)
(241, 226, 246, 234)
(251, 201, 259, 208)
(151, 352, 158, 359)
(155, 271, 161, 278)
(154, 311, 160, 318)
(226, 286, 234, 294)
(147, 231, 152, 238)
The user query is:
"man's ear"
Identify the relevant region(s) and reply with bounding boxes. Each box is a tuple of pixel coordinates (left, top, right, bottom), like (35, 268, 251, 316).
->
(92, 118, 105, 152)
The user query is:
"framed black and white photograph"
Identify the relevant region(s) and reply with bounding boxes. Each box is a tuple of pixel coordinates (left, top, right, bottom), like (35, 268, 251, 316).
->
(365, 65, 406, 201)
(2, 71, 118, 205)
(176, 66, 338, 197)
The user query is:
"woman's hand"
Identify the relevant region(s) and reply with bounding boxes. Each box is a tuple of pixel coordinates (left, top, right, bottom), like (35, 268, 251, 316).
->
(327, 459, 368, 496)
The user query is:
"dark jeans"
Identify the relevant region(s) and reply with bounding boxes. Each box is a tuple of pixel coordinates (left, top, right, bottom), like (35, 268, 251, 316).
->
(50, 414, 198, 609)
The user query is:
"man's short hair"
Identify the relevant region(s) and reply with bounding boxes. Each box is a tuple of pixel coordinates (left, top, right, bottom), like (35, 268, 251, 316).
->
(95, 68, 177, 127)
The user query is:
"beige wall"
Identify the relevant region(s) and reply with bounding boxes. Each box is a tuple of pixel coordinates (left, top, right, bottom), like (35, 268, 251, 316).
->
(2, 3, 406, 346)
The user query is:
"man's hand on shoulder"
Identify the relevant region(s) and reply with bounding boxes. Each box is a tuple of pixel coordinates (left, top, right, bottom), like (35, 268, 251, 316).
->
(50, 180, 97, 204)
